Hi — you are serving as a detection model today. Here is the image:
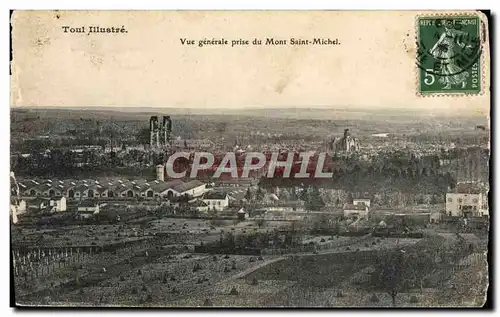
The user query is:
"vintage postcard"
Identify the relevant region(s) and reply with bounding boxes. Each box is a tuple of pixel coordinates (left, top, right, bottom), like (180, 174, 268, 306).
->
(10, 10, 490, 308)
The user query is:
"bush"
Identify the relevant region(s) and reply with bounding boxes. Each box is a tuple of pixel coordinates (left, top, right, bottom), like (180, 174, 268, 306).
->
(170, 275, 176, 281)
(137, 269, 142, 276)
(212, 255, 218, 261)
(131, 287, 138, 294)
(372, 241, 377, 245)
(370, 294, 379, 302)
(193, 263, 202, 272)
(336, 291, 343, 297)
(364, 243, 370, 247)
(203, 298, 213, 306)
(231, 261, 237, 270)
(345, 247, 350, 251)
(224, 266, 231, 273)
(229, 287, 239, 295)
(320, 238, 326, 242)
(120, 276, 125, 281)
(258, 256, 264, 261)
(249, 257, 255, 262)
(410, 295, 419, 303)
(224, 255, 230, 259)
(251, 277, 258, 285)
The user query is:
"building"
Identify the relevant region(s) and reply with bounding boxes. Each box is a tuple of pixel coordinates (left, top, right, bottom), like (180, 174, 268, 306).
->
(173, 180, 207, 198)
(16, 177, 209, 201)
(172, 138, 215, 149)
(236, 207, 248, 220)
(156, 164, 165, 181)
(445, 183, 487, 217)
(49, 197, 67, 212)
(202, 191, 229, 212)
(218, 207, 248, 219)
(353, 198, 371, 208)
(192, 200, 209, 213)
(27, 198, 50, 211)
(343, 203, 369, 220)
(77, 200, 106, 214)
(329, 128, 360, 153)
(430, 210, 444, 223)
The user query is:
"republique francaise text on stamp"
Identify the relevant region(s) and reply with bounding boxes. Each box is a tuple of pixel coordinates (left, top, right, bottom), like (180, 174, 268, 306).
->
(417, 14, 483, 95)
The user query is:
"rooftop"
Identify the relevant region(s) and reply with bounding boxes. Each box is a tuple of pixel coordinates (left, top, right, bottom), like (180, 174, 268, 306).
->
(344, 203, 367, 211)
(203, 191, 228, 200)
(173, 179, 205, 193)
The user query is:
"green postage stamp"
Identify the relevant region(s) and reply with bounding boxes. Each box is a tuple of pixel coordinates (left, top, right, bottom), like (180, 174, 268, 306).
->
(417, 14, 483, 95)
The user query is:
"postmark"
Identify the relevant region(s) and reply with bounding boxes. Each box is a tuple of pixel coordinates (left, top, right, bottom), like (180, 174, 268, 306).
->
(417, 15, 483, 95)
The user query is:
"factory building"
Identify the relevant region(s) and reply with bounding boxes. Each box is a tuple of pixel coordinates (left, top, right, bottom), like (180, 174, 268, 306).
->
(16, 177, 208, 201)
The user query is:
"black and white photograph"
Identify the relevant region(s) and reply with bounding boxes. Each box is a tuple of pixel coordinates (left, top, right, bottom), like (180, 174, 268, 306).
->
(9, 10, 491, 308)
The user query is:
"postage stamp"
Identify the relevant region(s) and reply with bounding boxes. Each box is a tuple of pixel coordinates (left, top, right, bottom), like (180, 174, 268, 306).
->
(417, 15, 483, 95)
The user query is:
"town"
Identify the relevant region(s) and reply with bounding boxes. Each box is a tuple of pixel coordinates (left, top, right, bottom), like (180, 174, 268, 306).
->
(10, 107, 490, 307)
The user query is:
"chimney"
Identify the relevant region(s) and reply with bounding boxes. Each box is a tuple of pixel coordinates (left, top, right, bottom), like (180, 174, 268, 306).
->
(156, 164, 165, 181)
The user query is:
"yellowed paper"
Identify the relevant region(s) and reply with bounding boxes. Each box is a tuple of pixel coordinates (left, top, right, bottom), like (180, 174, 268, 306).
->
(10, 10, 490, 308)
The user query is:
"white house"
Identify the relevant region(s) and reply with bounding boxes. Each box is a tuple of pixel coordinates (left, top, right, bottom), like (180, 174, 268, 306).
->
(50, 197, 67, 212)
(202, 192, 229, 212)
(446, 183, 486, 217)
(343, 203, 369, 220)
(237, 207, 248, 220)
(353, 198, 371, 208)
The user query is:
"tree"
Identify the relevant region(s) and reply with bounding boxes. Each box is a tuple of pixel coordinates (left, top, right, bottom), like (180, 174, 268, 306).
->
(256, 187, 264, 200)
(244, 188, 253, 201)
(305, 186, 325, 211)
(430, 194, 438, 205)
(136, 128, 150, 145)
(299, 185, 309, 202)
(256, 218, 266, 229)
(374, 250, 405, 306)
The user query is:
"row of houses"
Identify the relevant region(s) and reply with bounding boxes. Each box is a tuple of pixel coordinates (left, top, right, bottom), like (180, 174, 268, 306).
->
(16, 178, 207, 200)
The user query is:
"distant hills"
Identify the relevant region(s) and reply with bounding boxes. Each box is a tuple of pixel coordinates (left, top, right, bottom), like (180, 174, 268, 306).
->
(11, 106, 489, 122)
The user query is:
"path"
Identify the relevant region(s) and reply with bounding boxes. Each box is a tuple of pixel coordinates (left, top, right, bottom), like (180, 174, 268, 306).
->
(230, 256, 286, 280)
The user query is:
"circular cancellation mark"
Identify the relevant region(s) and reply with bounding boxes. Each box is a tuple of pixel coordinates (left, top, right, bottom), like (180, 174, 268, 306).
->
(416, 19, 482, 78)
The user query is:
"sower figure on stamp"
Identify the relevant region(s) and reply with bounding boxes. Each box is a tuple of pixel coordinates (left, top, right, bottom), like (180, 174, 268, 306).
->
(429, 20, 472, 89)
